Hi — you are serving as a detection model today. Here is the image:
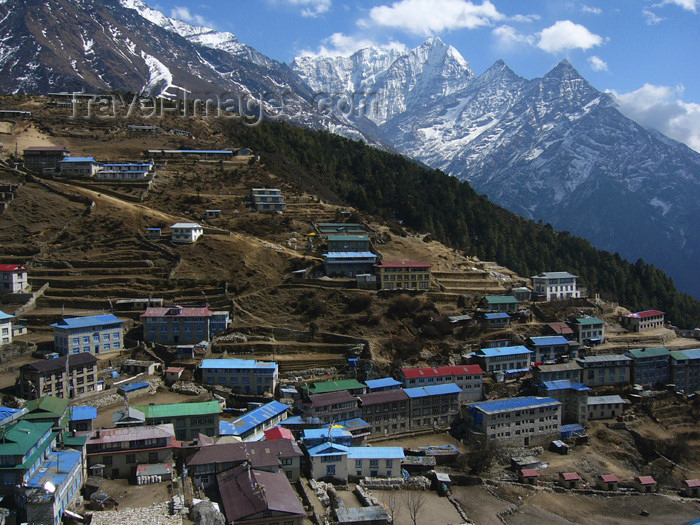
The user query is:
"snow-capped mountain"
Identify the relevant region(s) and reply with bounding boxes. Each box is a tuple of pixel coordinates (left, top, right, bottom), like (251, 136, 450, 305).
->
(295, 49, 700, 299)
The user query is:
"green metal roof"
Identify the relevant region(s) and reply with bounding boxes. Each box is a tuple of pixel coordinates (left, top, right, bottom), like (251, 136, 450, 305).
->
(134, 400, 221, 419)
(327, 235, 369, 241)
(309, 379, 366, 395)
(575, 317, 605, 326)
(485, 295, 519, 304)
(627, 347, 669, 358)
(0, 420, 54, 457)
(63, 435, 89, 448)
(23, 396, 70, 419)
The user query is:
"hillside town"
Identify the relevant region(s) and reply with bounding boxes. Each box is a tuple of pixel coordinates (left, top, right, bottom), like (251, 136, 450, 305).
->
(0, 99, 699, 525)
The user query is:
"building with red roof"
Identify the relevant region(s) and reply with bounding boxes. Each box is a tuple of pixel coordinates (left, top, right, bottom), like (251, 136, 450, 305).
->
(375, 260, 432, 291)
(622, 310, 665, 332)
(683, 479, 700, 497)
(634, 475, 657, 492)
(597, 474, 619, 491)
(141, 305, 228, 344)
(559, 472, 581, 489)
(519, 469, 539, 484)
(400, 364, 484, 401)
(0, 264, 29, 293)
(264, 426, 294, 441)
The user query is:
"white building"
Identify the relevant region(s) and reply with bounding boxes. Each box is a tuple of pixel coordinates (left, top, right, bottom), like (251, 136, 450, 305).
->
(0, 311, 13, 345)
(587, 395, 628, 420)
(531, 272, 581, 301)
(58, 157, 102, 177)
(307, 443, 404, 482)
(171, 223, 203, 244)
(200, 358, 279, 395)
(473, 346, 533, 374)
(622, 310, 665, 332)
(0, 264, 29, 293)
(462, 396, 562, 447)
(400, 365, 484, 402)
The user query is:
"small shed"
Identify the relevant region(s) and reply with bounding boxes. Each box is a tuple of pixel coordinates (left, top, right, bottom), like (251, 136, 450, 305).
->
(117, 382, 150, 396)
(136, 463, 174, 485)
(204, 209, 221, 219)
(146, 227, 162, 239)
(519, 469, 539, 485)
(122, 360, 160, 376)
(550, 440, 569, 455)
(634, 476, 657, 493)
(683, 479, 700, 497)
(559, 472, 581, 489)
(164, 367, 184, 384)
(597, 474, 619, 491)
(69, 406, 97, 432)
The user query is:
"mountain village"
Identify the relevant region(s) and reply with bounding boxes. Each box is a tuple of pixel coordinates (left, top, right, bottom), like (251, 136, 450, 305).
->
(0, 97, 698, 525)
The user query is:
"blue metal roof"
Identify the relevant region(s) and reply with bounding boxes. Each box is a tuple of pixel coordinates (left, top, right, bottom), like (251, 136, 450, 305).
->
(476, 346, 533, 357)
(70, 406, 97, 421)
(200, 358, 277, 371)
(529, 335, 570, 346)
(118, 382, 150, 393)
(347, 446, 405, 460)
(484, 313, 511, 320)
(336, 418, 370, 430)
(50, 314, 122, 329)
(62, 157, 97, 163)
(539, 380, 590, 392)
(303, 428, 352, 440)
(323, 252, 376, 259)
(219, 401, 289, 437)
(467, 396, 560, 414)
(365, 378, 402, 390)
(404, 383, 462, 398)
(307, 443, 350, 457)
(0, 311, 13, 321)
(281, 415, 327, 427)
(26, 450, 82, 491)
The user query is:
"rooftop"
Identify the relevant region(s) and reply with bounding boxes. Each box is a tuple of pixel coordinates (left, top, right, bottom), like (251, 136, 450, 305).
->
(467, 396, 560, 415)
(24, 396, 69, 419)
(627, 310, 665, 318)
(626, 347, 670, 359)
(219, 401, 289, 437)
(548, 322, 574, 335)
(88, 424, 175, 445)
(600, 474, 619, 483)
(534, 362, 582, 372)
(476, 345, 532, 358)
(187, 438, 302, 467)
(0, 420, 54, 456)
(50, 314, 122, 330)
(70, 406, 97, 421)
(401, 364, 483, 379)
(327, 235, 369, 242)
(404, 383, 462, 398)
(0, 264, 27, 272)
(358, 389, 409, 405)
(171, 222, 203, 229)
(141, 306, 213, 318)
(308, 378, 366, 395)
(575, 317, 605, 326)
(133, 400, 221, 419)
(528, 335, 570, 346)
(347, 446, 405, 460)
(561, 472, 580, 481)
(636, 476, 656, 485)
(670, 349, 700, 361)
(588, 395, 626, 405)
(533, 272, 577, 279)
(61, 156, 97, 163)
(323, 251, 376, 259)
(21, 352, 98, 373)
(484, 295, 519, 304)
(199, 358, 277, 370)
(539, 380, 590, 392)
(376, 260, 431, 268)
(365, 378, 403, 390)
(577, 354, 632, 363)
(521, 469, 539, 477)
(305, 390, 358, 407)
(484, 313, 511, 320)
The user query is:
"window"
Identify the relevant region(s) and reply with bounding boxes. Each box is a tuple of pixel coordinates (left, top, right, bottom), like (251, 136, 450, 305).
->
(126, 454, 136, 463)
(103, 456, 113, 465)
(326, 465, 335, 476)
(149, 452, 159, 463)
(355, 460, 362, 468)
(369, 459, 378, 468)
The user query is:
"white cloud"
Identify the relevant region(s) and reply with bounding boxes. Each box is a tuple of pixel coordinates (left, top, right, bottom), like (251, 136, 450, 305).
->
(642, 8, 664, 24)
(282, 0, 331, 17)
(588, 55, 608, 71)
(658, 0, 697, 12)
(361, 0, 506, 35)
(537, 20, 604, 53)
(581, 5, 602, 15)
(298, 32, 406, 57)
(492, 25, 534, 52)
(609, 84, 700, 152)
(170, 7, 212, 27)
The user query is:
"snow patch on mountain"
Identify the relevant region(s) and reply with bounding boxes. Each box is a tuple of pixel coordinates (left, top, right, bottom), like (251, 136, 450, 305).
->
(140, 51, 172, 96)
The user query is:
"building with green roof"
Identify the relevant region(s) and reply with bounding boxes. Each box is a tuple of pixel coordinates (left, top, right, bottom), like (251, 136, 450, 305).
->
(572, 317, 606, 345)
(670, 349, 700, 392)
(131, 400, 221, 441)
(327, 235, 370, 252)
(625, 347, 670, 387)
(308, 379, 367, 396)
(23, 396, 70, 432)
(480, 295, 519, 313)
(0, 420, 57, 489)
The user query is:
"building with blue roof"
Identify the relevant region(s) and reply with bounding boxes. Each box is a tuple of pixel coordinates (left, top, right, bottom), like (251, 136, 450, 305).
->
(473, 346, 533, 374)
(365, 378, 402, 392)
(219, 401, 290, 441)
(69, 406, 97, 432)
(96, 161, 154, 181)
(200, 358, 278, 395)
(51, 315, 123, 356)
(461, 396, 561, 447)
(58, 156, 101, 177)
(482, 312, 511, 329)
(538, 380, 591, 426)
(403, 383, 462, 430)
(323, 252, 377, 278)
(307, 442, 404, 482)
(303, 427, 353, 448)
(527, 336, 578, 363)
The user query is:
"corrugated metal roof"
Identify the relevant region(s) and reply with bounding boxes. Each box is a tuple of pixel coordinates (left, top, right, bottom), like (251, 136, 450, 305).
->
(303, 427, 351, 440)
(484, 313, 511, 320)
(587, 395, 625, 405)
(484, 295, 519, 303)
(61, 157, 97, 162)
(576, 354, 631, 363)
(532, 272, 577, 279)
(529, 335, 570, 346)
(404, 383, 462, 398)
(135, 400, 221, 419)
(358, 389, 408, 405)
(0, 421, 54, 455)
(376, 260, 431, 268)
(70, 406, 97, 421)
(561, 472, 580, 481)
(141, 306, 213, 318)
(220, 401, 289, 437)
(347, 446, 404, 459)
(309, 379, 366, 394)
(600, 474, 619, 483)
(307, 443, 350, 457)
(171, 222, 203, 229)
(626, 347, 670, 358)
(476, 346, 532, 357)
(467, 396, 560, 414)
(670, 349, 700, 361)
(401, 365, 483, 379)
(50, 314, 122, 329)
(575, 317, 605, 326)
(118, 382, 150, 393)
(539, 380, 590, 392)
(636, 476, 656, 485)
(323, 252, 376, 259)
(0, 264, 26, 272)
(88, 424, 175, 445)
(327, 235, 369, 241)
(628, 310, 664, 318)
(200, 358, 277, 370)
(365, 378, 402, 390)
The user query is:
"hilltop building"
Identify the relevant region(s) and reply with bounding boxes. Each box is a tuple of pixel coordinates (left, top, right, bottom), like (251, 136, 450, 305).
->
(670, 349, 700, 392)
(572, 317, 606, 345)
(51, 314, 124, 356)
(327, 235, 370, 252)
(170, 222, 203, 244)
(323, 252, 377, 278)
(527, 335, 578, 363)
(219, 401, 290, 441)
(0, 310, 13, 346)
(23, 146, 70, 172)
(0, 263, 29, 293)
(480, 295, 519, 313)
(473, 346, 533, 374)
(399, 365, 483, 402)
(58, 157, 102, 177)
(251, 188, 286, 211)
(576, 354, 632, 387)
(141, 306, 229, 345)
(625, 347, 671, 387)
(531, 272, 581, 301)
(375, 260, 432, 291)
(622, 310, 665, 332)
(404, 383, 462, 429)
(131, 401, 221, 441)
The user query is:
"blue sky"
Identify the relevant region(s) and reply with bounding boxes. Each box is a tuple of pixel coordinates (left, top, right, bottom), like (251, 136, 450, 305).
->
(150, 0, 699, 151)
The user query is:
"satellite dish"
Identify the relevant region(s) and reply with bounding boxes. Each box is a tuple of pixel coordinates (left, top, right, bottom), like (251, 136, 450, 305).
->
(43, 481, 56, 493)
